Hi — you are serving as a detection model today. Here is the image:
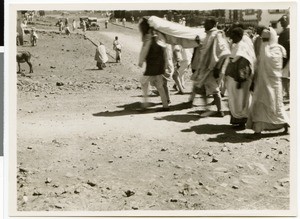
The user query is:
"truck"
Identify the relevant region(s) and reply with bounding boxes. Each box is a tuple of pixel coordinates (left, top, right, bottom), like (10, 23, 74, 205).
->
(80, 17, 100, 31)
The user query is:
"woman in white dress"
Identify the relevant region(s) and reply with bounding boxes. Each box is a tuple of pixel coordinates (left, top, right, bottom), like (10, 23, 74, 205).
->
(246, 27, 289, 134)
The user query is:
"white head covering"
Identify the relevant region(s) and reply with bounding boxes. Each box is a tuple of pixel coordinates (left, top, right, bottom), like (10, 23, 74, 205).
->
(231, 35, 256, 73)
(261, 27, 278, 45)
(269, 27, 279, 45)
(259, 27, 286, 77)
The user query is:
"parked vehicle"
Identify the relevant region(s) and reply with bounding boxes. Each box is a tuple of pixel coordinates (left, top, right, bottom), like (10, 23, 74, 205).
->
(79, 17, 99, 30)
(87, 17, 100, 30)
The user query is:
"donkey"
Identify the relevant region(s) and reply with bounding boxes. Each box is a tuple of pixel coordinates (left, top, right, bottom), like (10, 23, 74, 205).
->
(17, 51, 33, 73)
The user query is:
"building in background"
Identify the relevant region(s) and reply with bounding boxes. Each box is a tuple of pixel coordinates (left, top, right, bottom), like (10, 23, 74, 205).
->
(119, 9, 290, 33)
(240, 9, 289, 33)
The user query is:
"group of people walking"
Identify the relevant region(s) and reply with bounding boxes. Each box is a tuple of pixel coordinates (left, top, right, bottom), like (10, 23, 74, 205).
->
(94, 36, 122, 70)
(137, 15, 290, 135)
(57, 18, 78, 35)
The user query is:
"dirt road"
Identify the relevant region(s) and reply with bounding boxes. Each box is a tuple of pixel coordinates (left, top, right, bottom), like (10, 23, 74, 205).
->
(16, 17, 290, 213)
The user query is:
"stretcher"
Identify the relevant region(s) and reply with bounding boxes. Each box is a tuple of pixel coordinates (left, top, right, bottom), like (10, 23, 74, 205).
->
(147, 16, 206, 48)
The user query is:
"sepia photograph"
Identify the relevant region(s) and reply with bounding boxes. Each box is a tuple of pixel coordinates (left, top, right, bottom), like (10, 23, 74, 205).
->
(8, 2, 297, 217)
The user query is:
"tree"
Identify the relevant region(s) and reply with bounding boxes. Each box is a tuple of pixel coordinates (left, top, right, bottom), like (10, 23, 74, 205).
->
(39, 10, 45, 17)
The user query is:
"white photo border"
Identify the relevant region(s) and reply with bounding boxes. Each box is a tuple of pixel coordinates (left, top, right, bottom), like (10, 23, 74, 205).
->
(6, 1, 298, 217)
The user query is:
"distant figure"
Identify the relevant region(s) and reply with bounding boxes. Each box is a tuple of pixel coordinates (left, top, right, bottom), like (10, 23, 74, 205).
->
(94, 42, 108, 70)
(22, 18, 28, 27)
(30, 28, 38, 46)
(65, 18, 69, 27)
(17, 18, 25, 45)
(28, 11, 34, 23)
(182, 17, 186, 26)
(16, 32, 20, 46)
(278, 15, 290, 99)
(65, 26, 71, 35)
(58, 19, 64, 32)
(131, 16, 135, 24)
(82, 20, 87, 32)
(72, 19, 77, 31)
(122, 18, 126, 27)
(113, 36, 122, 63)
(105, 20, 108, 29)
(39, 10, 45, 17)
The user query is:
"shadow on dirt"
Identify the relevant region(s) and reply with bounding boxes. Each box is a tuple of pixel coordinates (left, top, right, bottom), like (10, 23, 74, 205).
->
(187, 110, 231, 117)
(117, 102, 159, 110)
(208, 132, 289, 143)
(182, 124, 288, 143)
(86, 68, 101, 71)
(93, 101, 159, 117)
(131, 94, 161, 98)
(173, 92, 192, 95)
(154, 110, 230, 123)
(131, 91, 191, 98)
(93, 102, 197, 117)
(19, 44, 33, 47)
(155, 114, 200, 123)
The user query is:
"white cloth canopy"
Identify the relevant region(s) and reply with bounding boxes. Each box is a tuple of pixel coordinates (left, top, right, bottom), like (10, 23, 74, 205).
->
(147, 16, 206, 48)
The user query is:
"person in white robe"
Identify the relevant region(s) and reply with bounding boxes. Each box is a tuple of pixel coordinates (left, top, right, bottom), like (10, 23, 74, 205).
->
(189, 18, 231, 117)
(94, 42, 108, 70)
(224, 27, 256, 128)
(172, 45, 193, 94)
(72, 19, 77, 31)
(113, 36, 122, 63)
(246, 27, 289, 134)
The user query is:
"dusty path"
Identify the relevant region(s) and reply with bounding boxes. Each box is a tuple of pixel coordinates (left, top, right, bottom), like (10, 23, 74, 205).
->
(98, 29, 142, 53)
(16, 18, 291, 213)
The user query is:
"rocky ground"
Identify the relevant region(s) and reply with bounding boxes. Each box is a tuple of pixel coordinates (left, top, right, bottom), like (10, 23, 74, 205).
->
(16, 14, 291, 213)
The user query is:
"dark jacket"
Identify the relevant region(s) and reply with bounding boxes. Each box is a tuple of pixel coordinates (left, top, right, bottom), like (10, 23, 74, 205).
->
(278, 27, 290, 68)
(144, 36, 165, 76)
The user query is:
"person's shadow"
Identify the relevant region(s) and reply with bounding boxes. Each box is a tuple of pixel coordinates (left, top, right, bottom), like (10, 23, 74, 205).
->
(92, 101, 197, 117)
(182, 124, 288, 143)
(154, 114, 200, 123)
(92, 102, 157, 117)
(154, 110, 231, 123)
(86, 68, 101, 71)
